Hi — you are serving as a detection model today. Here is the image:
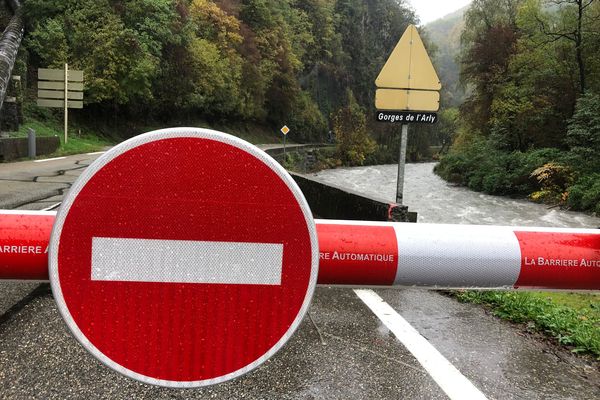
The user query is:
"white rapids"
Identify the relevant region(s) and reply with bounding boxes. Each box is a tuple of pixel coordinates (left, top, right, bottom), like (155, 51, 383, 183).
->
(309, 162, 600, 228)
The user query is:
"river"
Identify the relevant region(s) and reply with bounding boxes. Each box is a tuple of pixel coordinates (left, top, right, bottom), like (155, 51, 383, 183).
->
(309, 162, 600, 228)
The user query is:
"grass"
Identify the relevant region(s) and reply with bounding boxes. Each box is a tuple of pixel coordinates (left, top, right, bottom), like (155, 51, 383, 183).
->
(4, 111, 286, 161)
(102, 119, 288, 146)
(8, 116, 113, 158)
(453, 290, 600, 359)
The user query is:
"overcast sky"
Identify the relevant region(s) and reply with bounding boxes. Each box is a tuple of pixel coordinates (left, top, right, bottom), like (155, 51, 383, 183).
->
(409, 0, 472, 24)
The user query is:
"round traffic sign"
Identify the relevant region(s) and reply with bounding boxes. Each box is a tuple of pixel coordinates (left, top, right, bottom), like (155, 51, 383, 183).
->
(49, 128, 318, 387)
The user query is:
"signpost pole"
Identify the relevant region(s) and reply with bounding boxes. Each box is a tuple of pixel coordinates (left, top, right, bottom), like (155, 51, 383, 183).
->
(64, 63, 68, 144)
(396, 124, 408, 204)
(280, 125, 290, 159)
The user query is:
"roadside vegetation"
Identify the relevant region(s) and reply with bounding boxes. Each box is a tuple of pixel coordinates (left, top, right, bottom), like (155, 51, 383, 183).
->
(9, 106, 113, 157)
(453, 291, 600, 359)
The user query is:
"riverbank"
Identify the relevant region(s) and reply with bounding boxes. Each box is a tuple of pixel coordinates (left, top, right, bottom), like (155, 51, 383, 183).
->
(451, 291, 600, 359)
(435, 140, 600, 217)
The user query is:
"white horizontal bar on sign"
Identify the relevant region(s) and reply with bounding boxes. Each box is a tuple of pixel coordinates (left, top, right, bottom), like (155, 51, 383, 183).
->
(91, 237, 284, 285)
(38, 81, 84, 91)
(38, 68, 84, 82)
(38, 90, 84, 100)
(37, 99, 83, 109)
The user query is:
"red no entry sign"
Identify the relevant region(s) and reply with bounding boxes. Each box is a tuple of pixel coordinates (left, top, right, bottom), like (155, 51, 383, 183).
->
(48, 128, 318, 387)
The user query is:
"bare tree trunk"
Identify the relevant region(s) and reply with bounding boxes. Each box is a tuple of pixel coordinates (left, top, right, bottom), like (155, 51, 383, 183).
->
(576, 0, 586, 93)
(0, 12, 24, 113)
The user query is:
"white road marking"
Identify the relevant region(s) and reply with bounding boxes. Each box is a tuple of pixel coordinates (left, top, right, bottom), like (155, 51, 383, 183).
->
(0, 210, 56, 216)
(91, 237, 284, 285)
(354, 289, 488, 400)
(41, 203, 62, 211)
(33, 156, 67, 163)
(85, 151, 106, 155)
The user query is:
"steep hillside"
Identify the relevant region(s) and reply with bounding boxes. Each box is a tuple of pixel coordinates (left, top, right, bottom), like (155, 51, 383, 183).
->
(425, 6, 467, 107)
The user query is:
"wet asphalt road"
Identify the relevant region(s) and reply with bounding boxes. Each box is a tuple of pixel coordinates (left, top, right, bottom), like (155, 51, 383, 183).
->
(1, 152, 599, 399)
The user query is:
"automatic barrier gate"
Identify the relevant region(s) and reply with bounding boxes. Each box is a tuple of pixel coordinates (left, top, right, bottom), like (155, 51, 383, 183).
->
(1, 210, 599, 290)
(0, 128, 598, 388)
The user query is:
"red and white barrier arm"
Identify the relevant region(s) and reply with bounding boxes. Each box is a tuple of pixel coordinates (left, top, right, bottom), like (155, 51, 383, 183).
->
(0, 210, 55, 280)
(1, 211, 599, 290)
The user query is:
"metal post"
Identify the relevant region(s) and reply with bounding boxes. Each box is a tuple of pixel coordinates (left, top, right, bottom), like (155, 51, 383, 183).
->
(283, 134, 287, 159)
(64, 63, 68, 144)
(396, 124, 408, 204)
(27, 127, 35, 158)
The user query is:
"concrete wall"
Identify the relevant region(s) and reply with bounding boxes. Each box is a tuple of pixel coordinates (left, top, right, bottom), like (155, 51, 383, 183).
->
(290, 172, 415, 223)
(0, 136, 60, 161)
(262, 146, 416, 223)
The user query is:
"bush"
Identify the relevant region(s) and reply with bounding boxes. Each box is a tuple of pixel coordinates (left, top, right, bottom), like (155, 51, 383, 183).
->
(364, 144, 396, 165)
(567, 92, 600, 174)
(332, 91, 376, 166)
(567, 173, 600, 214)
(436, 139, 566, 197)
(529, 162, 573, 204)
(287, 92, 327, 143)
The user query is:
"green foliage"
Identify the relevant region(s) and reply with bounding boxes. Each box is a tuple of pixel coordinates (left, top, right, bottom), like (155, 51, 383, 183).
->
(286, 91, 327, 143)
(24, 18, 68, 66)
(567, 174, 600, 213)
(454, 290, 600, 358)
(332, 91, 376, 166)
(17, 0, 419, 142)
(454, 0, 599, 151)
(439, 0, 600, 213)
(434, 107, 459, 153)
(567, 92, 600, 173)
(24, 0, 175, 104)
(436, 140, 564, 195)
(529, 162, 573, 204)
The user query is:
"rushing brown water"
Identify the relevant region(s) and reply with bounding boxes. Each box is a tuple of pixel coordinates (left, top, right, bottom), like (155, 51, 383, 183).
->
(309, 162, 600, 228)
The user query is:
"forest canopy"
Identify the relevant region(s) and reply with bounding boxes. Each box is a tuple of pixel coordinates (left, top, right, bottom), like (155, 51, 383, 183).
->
(436, 0, 600, 213)
(20, 0, 418, 143)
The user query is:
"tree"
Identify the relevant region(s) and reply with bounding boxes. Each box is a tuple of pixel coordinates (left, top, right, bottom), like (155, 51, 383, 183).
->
(567, 92, 600, 172)
(459, 0, 522, 136)
(332, 90, 376, 166)
(0, 11, 23, 112)
(24, 0, 176, 105)
(532, 0, 599, 94)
